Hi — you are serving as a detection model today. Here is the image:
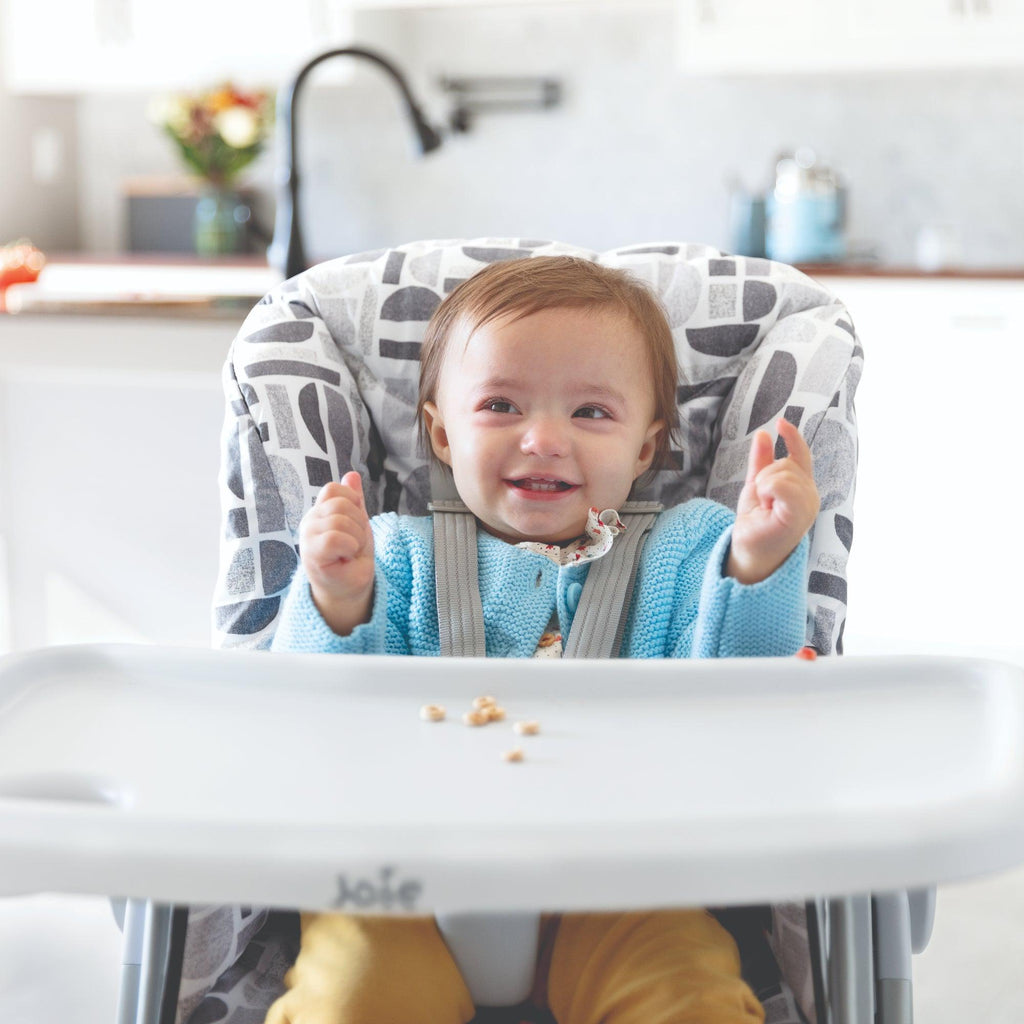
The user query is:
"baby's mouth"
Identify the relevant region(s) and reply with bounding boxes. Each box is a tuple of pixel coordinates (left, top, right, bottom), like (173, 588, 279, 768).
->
(509, 477, 576, 493)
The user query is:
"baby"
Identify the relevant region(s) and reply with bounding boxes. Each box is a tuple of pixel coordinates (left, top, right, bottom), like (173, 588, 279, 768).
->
(267, 256, 819, 1024)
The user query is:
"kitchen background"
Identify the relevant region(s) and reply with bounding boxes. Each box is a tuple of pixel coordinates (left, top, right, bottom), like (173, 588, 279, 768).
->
(4, 0, 1024, 267)
(4, 3, 1024, 1023)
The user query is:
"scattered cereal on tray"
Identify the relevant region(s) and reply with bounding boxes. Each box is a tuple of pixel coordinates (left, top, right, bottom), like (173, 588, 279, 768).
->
(502, 747, 525, 763)
(513, 720, 540, 736)
(420, 704, 446, 722)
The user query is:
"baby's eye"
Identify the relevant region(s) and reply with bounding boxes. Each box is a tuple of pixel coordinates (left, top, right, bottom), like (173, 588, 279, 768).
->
(484, 399, 519, 414)
(573, 405, 610, 419)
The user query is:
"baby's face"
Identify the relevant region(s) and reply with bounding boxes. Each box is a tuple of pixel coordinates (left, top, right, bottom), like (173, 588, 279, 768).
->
(423, 306, 663, 545)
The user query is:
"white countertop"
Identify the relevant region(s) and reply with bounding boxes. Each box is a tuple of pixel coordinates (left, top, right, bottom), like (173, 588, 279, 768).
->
(2, 260, 282, 318)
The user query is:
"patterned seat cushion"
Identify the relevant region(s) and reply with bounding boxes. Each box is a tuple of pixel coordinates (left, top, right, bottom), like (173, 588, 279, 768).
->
(213, 237, 861, 657)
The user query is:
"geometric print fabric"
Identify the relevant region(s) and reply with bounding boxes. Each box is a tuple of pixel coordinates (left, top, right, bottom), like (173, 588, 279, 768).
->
(213, 237, 861, 658)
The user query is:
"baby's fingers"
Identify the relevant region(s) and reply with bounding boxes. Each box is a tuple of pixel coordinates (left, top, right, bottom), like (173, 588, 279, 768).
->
(312, 475, 371, 526)
(314, 474, 364, 510)
(755, 461, 820, 526)
(339, 470, 365, 507)
(313, 512, 369, 559)
(775, 418, 814, 475)
(303, 485, 372, 560)
(744, 430, 774, 485)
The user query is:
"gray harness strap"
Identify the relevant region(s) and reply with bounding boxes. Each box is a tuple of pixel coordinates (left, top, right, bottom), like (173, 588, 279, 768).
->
(429, 501, 488, 658)
(430, 501, 662, 659)
(561, 501, 661, 659)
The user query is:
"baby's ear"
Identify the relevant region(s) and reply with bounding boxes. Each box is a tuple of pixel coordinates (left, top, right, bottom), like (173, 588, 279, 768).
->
(633, 419, 665, 478)
(422, 402, 452, 466)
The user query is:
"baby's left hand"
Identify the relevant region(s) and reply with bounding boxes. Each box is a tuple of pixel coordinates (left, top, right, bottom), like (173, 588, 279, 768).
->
(727, 418, 820, 584)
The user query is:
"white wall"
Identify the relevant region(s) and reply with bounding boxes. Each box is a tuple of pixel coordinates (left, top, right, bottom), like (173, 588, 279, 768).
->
(0, 0, 80, 250)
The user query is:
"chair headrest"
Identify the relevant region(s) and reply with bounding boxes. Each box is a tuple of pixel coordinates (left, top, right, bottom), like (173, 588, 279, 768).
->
(230, 238, 859, 519)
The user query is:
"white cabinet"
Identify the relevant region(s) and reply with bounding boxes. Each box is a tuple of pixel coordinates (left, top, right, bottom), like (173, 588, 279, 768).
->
(849, 0, 1024, 69)
(1, 0, 356, 93)
(823, 275, 1024, 663)
(677, 0, 843, 74)
(1, 0, 625, 92)
(677, 0, 1024, 73)
(0, 313, 231, 652)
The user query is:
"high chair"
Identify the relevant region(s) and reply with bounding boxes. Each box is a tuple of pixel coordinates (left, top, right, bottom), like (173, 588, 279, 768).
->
(5, 239, 1010, 1024)
(199, 238, 862, 1023)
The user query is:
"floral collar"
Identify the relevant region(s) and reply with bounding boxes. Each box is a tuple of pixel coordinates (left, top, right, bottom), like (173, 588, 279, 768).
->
(516, 507, 626, 567)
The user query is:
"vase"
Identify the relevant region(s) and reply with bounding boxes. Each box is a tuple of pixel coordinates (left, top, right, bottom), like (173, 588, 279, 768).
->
(193, 187, 250, 257)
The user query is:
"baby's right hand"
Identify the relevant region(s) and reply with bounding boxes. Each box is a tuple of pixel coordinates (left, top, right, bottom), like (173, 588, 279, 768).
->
(299, 471, 375, 635)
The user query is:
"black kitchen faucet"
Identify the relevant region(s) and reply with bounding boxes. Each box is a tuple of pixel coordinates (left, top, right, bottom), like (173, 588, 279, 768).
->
(268, 47, 442, 280)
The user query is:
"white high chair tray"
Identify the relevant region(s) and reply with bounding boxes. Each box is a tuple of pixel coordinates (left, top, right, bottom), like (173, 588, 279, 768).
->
(1, 644, 1022, 913)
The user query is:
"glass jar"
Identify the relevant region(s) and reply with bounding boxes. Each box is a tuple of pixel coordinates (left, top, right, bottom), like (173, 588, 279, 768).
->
(193, 187, 250, 256)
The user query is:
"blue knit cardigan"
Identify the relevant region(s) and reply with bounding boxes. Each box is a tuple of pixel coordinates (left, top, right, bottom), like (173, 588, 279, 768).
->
(272, 499, 809, 660)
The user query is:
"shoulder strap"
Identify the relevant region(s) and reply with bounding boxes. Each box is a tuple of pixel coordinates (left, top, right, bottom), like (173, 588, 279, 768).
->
(429, 500, 487, 657)
(562, 501, 661, 659)
(430, 498, 661, 661)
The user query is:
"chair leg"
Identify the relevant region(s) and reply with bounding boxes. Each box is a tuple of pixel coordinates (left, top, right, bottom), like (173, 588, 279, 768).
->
(139, 902, 175, 1024)
(117, 901, 185, 1024)
(117, 899, 144, 1024)
(806, 899, 830, 1024)
(874, 893, 913, 1024)
(828, 896, 873, 1024)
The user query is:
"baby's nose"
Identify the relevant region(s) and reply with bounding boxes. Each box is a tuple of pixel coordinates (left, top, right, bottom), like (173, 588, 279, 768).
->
(520, 416, 570, 457)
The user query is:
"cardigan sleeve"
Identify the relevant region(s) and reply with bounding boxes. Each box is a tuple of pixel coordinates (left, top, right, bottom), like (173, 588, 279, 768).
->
(270, 562, 390, 655)
(269, 513, 425, 656)
(689, 528, 809, 658)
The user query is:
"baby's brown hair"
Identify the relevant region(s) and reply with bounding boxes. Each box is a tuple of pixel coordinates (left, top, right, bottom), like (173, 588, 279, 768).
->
(417, 256, 680, 474)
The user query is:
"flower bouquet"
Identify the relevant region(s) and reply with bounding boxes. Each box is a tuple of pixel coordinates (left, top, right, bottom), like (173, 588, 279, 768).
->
(151, 82, 273, 186)
(150, 83, 273, 254)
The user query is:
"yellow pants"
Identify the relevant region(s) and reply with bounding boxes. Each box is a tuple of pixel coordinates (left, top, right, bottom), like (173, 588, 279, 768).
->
(265, 910, 764, 1024)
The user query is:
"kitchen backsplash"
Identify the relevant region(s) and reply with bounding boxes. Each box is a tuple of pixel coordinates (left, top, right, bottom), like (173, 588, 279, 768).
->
(60, 2, 1024, 267)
